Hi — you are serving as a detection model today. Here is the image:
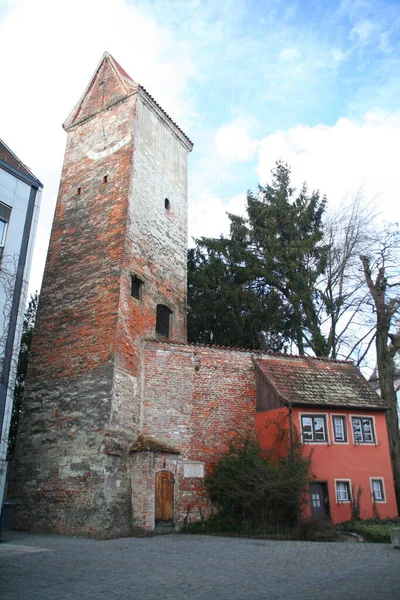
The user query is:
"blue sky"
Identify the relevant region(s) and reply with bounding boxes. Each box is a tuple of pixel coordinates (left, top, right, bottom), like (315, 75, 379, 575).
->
(1, 0, 400, 292)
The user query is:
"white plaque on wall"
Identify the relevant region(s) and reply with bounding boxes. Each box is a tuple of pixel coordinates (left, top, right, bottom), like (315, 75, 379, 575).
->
(183, 462, 205, 478)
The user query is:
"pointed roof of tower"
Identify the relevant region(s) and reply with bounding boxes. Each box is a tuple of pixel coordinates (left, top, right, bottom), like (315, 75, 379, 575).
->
(63, 52, 138, 131)
(63, 52, 192, 149)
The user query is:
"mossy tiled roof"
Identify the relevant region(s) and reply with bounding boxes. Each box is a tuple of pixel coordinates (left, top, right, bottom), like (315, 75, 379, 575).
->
(255, 355, 386, 410)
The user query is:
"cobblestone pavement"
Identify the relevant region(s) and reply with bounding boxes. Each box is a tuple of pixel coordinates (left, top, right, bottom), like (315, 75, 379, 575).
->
(1, 530, 399, 600)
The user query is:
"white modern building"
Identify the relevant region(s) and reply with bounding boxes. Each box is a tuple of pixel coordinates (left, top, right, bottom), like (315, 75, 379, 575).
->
(0, 139, 42, 522)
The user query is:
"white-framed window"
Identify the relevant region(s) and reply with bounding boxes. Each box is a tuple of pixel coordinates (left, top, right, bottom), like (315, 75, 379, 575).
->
(332, 415, 347, 443)
(370, 478, 386, 502)
(351, 416, 376, 444)
(301, 415, 327, 443)
(335, 480, 351, 502)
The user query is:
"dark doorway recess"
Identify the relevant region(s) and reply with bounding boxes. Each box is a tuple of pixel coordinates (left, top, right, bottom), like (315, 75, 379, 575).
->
(309, 482, 330, 517)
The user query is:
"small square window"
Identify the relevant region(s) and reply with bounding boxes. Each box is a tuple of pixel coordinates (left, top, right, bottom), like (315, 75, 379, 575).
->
(301, 415, 327, 443)
(332, 416, 347, 442)
(352, 417, 375, 444)
(371, 479, 385, 502)
(336, 481, 351, 502)
(131, 275, 143, 300)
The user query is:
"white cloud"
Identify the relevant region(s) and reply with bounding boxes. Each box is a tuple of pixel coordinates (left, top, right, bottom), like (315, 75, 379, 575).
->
(214, 118, 258, 163)
(379, 31, 393, 55)
(189, 192, 246, 244)
(279, 48, 300, 61)
(191, 109, 400, 273)
(350, 19, 375, 45)
(331, 48, 348, 63)
(0, 0, 197, 295)
(2, 0, 399, 298)
(256, 110, 400, 222)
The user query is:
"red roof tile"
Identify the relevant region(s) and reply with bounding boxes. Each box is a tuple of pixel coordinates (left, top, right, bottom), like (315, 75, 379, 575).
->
(130, 434, 180, 454)
(0, 139, 40, 182)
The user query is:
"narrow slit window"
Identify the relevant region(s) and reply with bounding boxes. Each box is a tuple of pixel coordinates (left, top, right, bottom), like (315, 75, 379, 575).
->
(76, 187, 81, 196)
(332, 416, 347, 442)
(0, 202, 11, 261)
(131, 275, 143, 300)
(164, 198, 170, 210)
(156, 304, 172, 337)
(103, 175, 108, 184)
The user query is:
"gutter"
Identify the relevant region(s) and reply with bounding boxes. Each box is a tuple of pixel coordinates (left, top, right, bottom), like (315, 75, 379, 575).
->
(288, 402, 294, 460)
(289, 401, 388, 412)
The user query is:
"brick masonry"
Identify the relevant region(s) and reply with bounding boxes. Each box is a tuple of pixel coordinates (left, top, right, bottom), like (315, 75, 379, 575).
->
(9, 53, 194, 537)
(132, 342, 257, 530)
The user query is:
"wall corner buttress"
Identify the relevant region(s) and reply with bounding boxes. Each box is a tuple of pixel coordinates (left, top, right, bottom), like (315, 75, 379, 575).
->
(139, 339, 146, 432)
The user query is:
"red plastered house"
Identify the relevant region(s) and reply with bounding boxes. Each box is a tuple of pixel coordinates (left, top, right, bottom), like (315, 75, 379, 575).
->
(254, 355, 398, 523)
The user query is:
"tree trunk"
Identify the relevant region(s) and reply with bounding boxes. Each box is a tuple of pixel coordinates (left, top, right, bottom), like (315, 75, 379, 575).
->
(377, 332, 400, 512)
(361, 256, 400, 512)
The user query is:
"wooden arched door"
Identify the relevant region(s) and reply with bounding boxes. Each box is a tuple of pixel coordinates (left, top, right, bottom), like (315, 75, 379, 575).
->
(155, 471, 175, 524)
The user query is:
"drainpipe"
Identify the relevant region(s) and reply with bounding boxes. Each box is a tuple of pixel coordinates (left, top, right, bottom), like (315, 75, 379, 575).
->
(288, 401, 302, 524)
(288, 402, 294, 461)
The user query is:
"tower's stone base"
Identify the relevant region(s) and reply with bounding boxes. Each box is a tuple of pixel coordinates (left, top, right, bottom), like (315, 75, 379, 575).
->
(9, 365, 135, 538)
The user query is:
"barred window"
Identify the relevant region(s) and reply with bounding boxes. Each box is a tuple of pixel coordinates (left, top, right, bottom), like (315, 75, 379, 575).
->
(131, 275, 143, 300)
(156, 304, 172, 337)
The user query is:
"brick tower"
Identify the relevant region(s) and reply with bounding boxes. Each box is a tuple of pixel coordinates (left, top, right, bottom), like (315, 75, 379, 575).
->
(10, 53, 192, 537)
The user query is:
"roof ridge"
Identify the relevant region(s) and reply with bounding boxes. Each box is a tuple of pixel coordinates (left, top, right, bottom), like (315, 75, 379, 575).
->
(63, 53, 193, 148)
(144, 338, 353, 364)
(107, 52, 136, 83)
(138, 85, 193, 147)
(103, 52, 192, 146)
(63, 52, 138, 130)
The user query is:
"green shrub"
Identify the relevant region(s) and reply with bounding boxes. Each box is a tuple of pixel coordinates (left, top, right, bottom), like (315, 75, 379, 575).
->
(338, 518, 400, 543)
(205, 431, 312, 533)
(295, 515, 339, 541)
